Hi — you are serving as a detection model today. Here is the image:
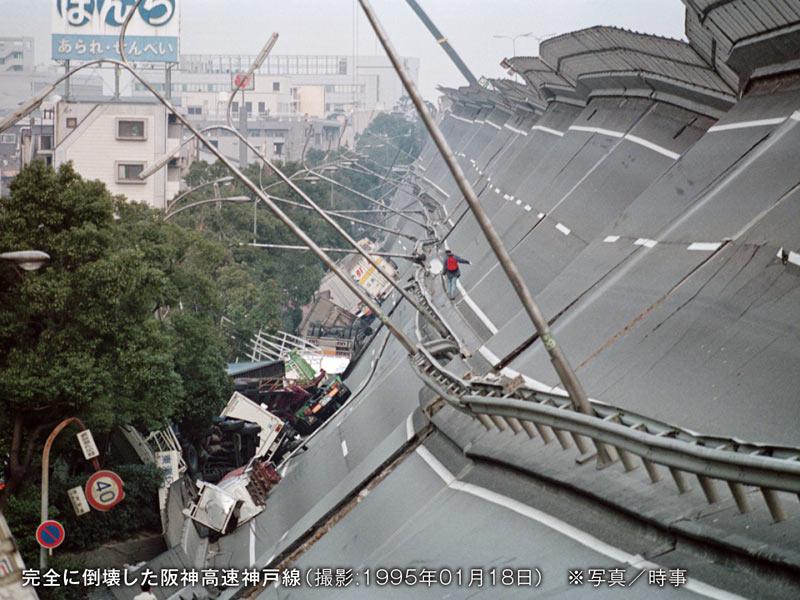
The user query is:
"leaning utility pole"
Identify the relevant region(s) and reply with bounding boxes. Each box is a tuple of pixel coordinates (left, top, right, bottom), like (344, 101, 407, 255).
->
(360, 0, 611, 464)
(404, 0, 478, 87)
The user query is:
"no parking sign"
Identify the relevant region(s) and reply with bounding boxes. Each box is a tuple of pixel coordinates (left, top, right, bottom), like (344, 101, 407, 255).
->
(84, 470, 125, 512)
(36, 520, 65, 550)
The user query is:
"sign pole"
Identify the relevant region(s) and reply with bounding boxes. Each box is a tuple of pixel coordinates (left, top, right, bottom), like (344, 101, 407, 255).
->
(39, 417, 95, 569)
(239, 88, 248, 168)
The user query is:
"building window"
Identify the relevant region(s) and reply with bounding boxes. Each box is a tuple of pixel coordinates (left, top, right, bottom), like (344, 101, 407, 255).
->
(273, 142, 284, 156)
(66, 117, 78, 129)
(39, 135, 53, 151)
(231, 101, 239, 113)
(116, 162, 146, 183)
(117, 119, 147, 140)
(187, 106, 203, 115)
(258, 101, 266, 114)
(209, 140, 219, 148)
(42, 108, 54, 120)
(245, 101, 253, 114)
(338, 59, 347, 75)
(0, 133, 16, 144)
(272, 81, 281, 92)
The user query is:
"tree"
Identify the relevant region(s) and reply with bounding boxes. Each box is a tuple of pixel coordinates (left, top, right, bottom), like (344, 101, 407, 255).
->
(0, 162, 231, 503)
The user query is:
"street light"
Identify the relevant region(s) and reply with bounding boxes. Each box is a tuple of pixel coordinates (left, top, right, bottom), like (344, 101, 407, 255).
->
(493, 31, 536, 57)
(0, 250, 50, 273)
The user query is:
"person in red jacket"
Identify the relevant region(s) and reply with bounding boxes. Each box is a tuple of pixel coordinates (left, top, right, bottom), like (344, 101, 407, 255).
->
(444, 249, 470, 300)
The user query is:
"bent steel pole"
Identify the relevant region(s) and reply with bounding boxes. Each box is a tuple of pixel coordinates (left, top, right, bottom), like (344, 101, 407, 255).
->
(214, 125, 450, 337)
(304, 165, 429, 231)
(359, 0, 609, 461)
(404, 0, 478, 87)
(248, 243, 421, 262)
(113, 11, 418, 355)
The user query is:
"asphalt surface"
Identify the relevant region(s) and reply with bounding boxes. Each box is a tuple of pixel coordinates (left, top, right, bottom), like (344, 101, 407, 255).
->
(420, 83, 800, 446)
(253, 432, 759, 600)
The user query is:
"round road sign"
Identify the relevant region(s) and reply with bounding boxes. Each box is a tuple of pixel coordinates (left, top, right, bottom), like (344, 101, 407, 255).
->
(84, 470, 125, 512)
(36, 520, 65, 549)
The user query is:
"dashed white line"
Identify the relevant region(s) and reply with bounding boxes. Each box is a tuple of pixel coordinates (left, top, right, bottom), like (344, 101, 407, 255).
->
(570, 125, 624, 138)
(249, 520, 256, 565)
(406, 412, 415, 441)
(687, 242, 722, 252)
(570, 126, 680, 159)
(604, 235, 620, 243)
(341, 440, 348, 457)
(624, 133, 681, 160)
(555, 223, 571, 236)
(532, 125, 565, 137)
(777, 247, 800, 267)
(708, 117, 788, 132)
(634, 238, 658, 249)
(524, 205, 532, 212)
(487, 120, 502, 130)
(504, 123, 529, 136)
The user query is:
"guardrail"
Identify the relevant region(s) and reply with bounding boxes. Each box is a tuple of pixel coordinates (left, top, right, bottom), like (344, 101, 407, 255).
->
(410, 345, 800, 523)
(404, 177, 800, 524)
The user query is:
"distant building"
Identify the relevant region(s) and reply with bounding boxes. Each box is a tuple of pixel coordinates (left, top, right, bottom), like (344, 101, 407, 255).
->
(53, 97, 182, 208)
(0, 103, 55, 196)
(0, 37, 103, 116)
(0, 37, 33, 72)
(195, 115, 342, 164)
(133, 54, 419, 121)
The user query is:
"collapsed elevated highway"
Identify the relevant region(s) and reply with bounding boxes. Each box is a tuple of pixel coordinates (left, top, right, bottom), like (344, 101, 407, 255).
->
(99, 3, 800, 599)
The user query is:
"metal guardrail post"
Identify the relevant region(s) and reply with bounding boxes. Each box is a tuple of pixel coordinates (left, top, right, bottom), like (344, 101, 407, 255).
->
(358, 0, 613, 467)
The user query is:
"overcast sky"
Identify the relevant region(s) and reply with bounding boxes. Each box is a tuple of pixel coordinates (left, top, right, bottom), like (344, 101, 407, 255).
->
(2, 0, 687, 100)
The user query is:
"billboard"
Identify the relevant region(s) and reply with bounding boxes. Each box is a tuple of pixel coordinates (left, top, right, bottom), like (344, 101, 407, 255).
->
(52, 0, 180, 63)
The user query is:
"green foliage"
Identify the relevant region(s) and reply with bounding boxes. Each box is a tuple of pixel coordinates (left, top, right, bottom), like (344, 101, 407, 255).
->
(5, 464, 161, 600)
(0, 161, 230, 489)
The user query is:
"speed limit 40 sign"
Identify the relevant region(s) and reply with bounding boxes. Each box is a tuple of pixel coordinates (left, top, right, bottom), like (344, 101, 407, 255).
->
(84, 470, 125, 512)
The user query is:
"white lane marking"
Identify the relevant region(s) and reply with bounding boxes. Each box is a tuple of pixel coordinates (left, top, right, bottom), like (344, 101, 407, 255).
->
(570, 125, 624, 138)
(417, 448, 749, 600)
(249, 520, 256, 565)
(495, 187, 501, 194)
(708, 117, 787, 132)
(416, 446, 455, 485)
(555, 223, 571, 236)
(279, 530, 289, 542)
(515, 199, 522, 205)
(688, 242, 722, 252)
(524, 205, 532, 212)
(634, 238, 658, 249)
(532, 125, 564, 137)
(406, 412, 415, 441)
(792, 111, 800, 121)
(777, 248, 800, 267)
(570, 126, 680, 159)
(537, 212, 545, 219)
(504, 123, 529, 136)
(474, 119, 486, 124)
(449, 113, 473, 124)
(487, 120, 502, 130)
(604, 235, 620, 243)
(624, 133, 681, 160)
(341, 440, 348, 457)
(457, 281, 499, 334)
(509, 195, 515, 201)
(503, 193, 511, 200)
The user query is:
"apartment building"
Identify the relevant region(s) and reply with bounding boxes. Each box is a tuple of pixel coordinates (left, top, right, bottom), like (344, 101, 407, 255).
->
(53, 97, 182, 208)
